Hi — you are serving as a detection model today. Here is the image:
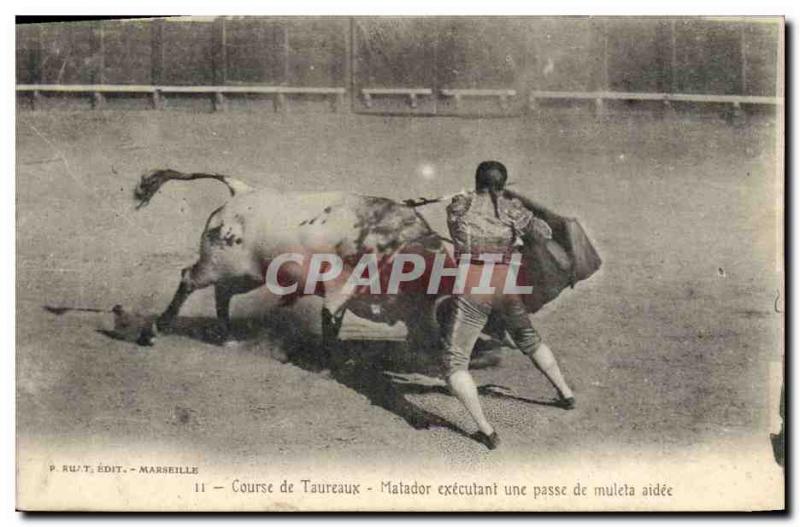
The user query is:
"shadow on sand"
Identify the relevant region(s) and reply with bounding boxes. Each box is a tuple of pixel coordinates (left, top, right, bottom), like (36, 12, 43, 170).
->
(98, 308, 565, 439)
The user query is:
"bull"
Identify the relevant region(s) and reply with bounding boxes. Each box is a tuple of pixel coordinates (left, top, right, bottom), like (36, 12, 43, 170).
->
(134, 169, 452, 366)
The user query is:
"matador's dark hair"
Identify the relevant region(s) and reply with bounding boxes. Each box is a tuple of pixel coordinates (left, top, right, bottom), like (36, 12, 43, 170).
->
(475, 161, 508, 218)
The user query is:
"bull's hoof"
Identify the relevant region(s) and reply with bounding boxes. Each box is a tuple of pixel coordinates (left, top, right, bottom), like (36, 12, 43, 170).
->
(270, 348, 289, 363)
(155, 318, 173, 332)
(136, 332, 156, 347)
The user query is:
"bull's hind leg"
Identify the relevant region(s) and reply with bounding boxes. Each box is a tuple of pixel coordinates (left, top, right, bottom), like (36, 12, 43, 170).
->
(157, 262, 217, 331)
(214, 276, 263, 344)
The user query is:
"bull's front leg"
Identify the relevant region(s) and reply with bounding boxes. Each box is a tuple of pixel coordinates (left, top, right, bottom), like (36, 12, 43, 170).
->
(318, 283, 354, 373)
(320, 306, 346, 371)
(214, 284, 234, 342)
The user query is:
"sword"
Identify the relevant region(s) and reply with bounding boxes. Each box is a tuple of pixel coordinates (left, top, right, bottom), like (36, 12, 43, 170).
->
(402, 192, 463, 208)
(403, 183, 518, 208)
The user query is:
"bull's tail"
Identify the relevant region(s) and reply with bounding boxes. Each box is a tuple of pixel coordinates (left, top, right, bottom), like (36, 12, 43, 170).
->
(134, 169, 254, 209)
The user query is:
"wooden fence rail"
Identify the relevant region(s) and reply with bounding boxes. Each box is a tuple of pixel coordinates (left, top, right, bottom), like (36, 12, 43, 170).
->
(16, 84, 347, 112)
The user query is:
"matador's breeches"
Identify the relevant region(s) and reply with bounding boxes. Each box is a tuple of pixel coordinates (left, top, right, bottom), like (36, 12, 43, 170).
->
(441, 293, 542, 377)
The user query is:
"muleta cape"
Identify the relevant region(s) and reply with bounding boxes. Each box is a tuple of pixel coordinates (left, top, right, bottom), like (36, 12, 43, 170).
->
(504, 190, 602, 314)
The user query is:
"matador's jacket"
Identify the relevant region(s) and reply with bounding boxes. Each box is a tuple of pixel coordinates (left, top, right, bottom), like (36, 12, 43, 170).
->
(446, 190, 553, 263)
(445, 189, 602, 314)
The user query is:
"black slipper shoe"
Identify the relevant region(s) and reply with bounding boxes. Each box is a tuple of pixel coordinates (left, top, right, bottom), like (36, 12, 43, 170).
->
(557, 396, 576, 410)
(473, 430, 501, 450)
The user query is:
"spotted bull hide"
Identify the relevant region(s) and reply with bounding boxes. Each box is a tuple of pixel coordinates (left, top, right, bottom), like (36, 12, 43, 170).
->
(134, 169, 447, 361)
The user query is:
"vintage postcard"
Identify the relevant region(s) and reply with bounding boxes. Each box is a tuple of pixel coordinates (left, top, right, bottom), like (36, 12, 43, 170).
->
(15, 16, 784, 511)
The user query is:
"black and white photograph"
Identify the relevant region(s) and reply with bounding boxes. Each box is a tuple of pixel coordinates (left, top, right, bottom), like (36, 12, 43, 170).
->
(14, 15, 784, 511)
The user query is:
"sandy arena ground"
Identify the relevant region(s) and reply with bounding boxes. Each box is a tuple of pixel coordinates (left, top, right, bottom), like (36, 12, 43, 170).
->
(16, 107, 783, 484)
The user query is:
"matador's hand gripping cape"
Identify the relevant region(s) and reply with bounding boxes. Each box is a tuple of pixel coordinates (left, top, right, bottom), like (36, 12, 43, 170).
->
(430, 188, 601, 314)
(503, 190, 602, 313)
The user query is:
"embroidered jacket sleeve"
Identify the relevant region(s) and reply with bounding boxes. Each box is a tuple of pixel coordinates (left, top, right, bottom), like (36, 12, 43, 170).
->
(503, 196, 552, 241)
(446, 193, 472, 251)
(500, 197, 534, 233)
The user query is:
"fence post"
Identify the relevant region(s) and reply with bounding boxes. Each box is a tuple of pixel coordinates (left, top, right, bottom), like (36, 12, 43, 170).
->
(340, 17, 353, 113)
(432, 18, 439, 115)
(740, 22, 748, 96)
(32, 90, 42, 111)
(93, 22, 106, 110)
(282, 20, 290, 86)
(151, 18, 164, 109)
(277, 20, 290, 113)
(350, 18, 360, 112)
(656, 20, 673, 116)
(212, 17, 227, 111)
(664, 19, 678, 114)
(92, 91, 106, 110)
(526, 21, 541, 115)
(593, 18, 608, 117)
(29, 24, 44, 110)
(735, 22, 748, 121)
(670, 19, 678, 93)
(214, 92, 226, 112)
(274, 92, 285, 113)
(32, 23, 43, 84)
